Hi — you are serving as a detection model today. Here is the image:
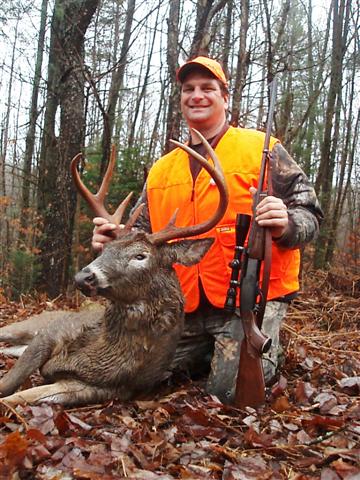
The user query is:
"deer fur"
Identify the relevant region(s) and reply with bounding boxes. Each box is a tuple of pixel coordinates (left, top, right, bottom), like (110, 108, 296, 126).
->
(0, 232, 213, 406)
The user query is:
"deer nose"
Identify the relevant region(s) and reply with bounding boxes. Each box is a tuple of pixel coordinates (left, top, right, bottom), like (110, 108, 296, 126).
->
(74, 268, 98, 296)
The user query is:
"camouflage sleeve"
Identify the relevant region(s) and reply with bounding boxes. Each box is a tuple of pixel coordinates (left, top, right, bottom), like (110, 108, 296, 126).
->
(270, 143, 324, 249)
(130, 183, 152, 233)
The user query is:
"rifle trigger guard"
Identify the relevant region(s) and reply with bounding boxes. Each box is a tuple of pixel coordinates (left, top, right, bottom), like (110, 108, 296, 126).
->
(261, 336, 272, 354)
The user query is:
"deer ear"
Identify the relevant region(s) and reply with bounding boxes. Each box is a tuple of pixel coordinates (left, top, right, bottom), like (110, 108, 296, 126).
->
(163, 238, 214, 266)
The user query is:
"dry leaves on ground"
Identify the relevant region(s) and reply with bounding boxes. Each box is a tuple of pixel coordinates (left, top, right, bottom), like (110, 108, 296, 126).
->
(0, 269, 359, 479)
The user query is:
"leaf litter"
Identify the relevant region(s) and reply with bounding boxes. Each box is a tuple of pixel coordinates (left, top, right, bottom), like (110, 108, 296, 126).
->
(0, 269, 359, 479)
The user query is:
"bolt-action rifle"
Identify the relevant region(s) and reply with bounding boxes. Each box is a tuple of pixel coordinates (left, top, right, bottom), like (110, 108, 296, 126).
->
(224, 77, 278, 408)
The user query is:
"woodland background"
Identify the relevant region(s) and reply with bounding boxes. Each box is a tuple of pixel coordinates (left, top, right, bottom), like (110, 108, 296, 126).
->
(0, 2, 359, 478)
(0, 0, 359, 297)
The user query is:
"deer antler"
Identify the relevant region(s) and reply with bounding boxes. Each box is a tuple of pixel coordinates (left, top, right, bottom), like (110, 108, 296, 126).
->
(70, 145, 144, 229)
(147, 128, 229, 245)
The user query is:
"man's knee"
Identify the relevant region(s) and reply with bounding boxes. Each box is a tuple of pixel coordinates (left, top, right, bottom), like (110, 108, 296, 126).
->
(262, 301, 288, 383)
(206, 302, 288, 403)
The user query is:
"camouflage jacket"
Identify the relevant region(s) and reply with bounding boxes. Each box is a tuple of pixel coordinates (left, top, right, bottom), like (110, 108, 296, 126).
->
(132, 141, 323, 250)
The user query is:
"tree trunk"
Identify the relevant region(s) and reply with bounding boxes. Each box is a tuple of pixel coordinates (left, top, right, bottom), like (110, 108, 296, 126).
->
(19, 0, 48, 246)
(221, 0, 233, 75)
(286, 0, 332, 177)
(100, 0, 135, 179)
(189, 0, 228, 58)
(0, 14, 19, 271)
(164, 0, 181, 152)
(313, 0, 350, 269)
(128, 4, 160, 151)
(261, 0, 274, 84)
(37, 0, 99, 297)
(325, 50, 358, 264)
(230, 0, 250, 127)
(148, 79, 166, 163)
(277, 71, 293, 146)
(302, 0, 316, 176)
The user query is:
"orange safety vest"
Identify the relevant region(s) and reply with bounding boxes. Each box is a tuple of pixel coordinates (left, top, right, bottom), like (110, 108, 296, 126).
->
(147, 126, 300, 313)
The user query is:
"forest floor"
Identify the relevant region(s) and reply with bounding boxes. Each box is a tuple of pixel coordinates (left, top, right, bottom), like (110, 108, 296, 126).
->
(0, 267, 359, 479)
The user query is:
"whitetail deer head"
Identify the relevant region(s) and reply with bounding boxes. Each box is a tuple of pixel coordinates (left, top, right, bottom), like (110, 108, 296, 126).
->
(71, 130, 229, 299)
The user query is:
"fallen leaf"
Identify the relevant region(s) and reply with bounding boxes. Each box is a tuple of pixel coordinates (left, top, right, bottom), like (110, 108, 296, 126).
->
(338, 377, 360, 395)
(271, 395, 292, 412)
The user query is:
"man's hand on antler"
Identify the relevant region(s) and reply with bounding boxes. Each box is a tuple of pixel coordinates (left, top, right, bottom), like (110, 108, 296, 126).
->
(250, 187, 289, 240)
(92, 217, 119, 252)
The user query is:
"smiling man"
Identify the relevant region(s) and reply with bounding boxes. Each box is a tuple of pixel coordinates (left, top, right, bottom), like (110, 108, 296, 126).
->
(92, 56, 323, 403)
(180, 70, 229, 137)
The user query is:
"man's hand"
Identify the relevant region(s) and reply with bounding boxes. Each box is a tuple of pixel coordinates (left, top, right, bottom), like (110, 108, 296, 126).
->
(250, 187, 288, 239)
(92, 217, 119, 252)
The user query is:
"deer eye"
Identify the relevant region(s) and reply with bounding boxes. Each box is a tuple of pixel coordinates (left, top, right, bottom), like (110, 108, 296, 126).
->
(135, 253, 146, 260)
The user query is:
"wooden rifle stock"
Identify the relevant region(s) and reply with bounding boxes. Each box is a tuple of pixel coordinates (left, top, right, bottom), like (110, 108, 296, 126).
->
(234, 258, 271, 408)
(235, 312, 266, 408)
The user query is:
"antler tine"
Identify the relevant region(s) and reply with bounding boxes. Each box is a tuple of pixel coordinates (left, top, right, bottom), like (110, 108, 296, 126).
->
(71, 153, 112, 221)
(124, 202, 146, 231)
(112, 192, 133, 225)
(148, 129, 229, 245)
(96, 144, 116, 203)
(71, 145, 133, 226)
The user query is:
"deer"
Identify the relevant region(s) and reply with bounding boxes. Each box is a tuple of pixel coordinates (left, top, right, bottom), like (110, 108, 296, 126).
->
(0, 130, 229, 406)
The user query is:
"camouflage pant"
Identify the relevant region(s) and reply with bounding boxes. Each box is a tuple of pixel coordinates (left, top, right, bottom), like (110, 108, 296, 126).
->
(171, 301, 288, 404)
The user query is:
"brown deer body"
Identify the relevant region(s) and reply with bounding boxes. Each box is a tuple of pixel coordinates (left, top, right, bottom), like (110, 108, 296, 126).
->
(0, 132, 228, 406)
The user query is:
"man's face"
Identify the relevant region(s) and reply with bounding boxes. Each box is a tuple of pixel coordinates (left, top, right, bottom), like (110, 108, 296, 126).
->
(180, 70, 229, 131)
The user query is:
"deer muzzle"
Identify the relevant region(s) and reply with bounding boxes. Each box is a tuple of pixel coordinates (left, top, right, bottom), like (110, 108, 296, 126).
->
(74, 268, 99, 297)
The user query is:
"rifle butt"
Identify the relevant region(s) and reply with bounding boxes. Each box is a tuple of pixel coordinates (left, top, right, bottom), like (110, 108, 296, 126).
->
(234, 339, 266, 409)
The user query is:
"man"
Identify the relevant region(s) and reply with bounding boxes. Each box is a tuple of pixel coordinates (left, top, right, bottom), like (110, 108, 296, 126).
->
(92, 56, 323, 403)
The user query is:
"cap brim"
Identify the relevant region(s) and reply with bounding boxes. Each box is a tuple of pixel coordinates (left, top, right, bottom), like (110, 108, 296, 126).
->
(177, 62, 220, 84)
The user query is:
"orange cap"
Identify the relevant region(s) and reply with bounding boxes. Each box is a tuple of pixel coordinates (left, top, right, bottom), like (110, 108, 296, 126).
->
(176, 56, 228, 87)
